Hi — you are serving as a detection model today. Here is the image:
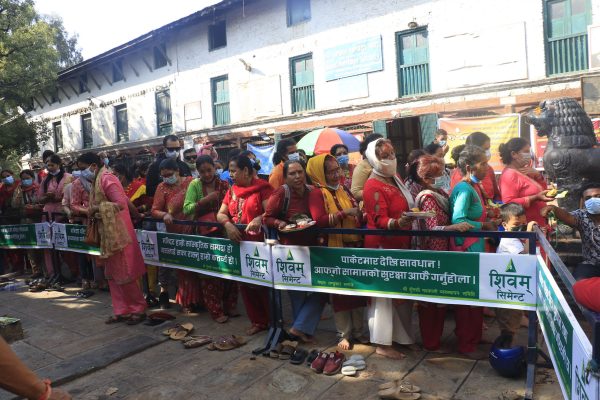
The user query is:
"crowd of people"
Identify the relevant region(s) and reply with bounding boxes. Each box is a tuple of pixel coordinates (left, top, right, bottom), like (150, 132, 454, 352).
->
(1, 129, 599, 366)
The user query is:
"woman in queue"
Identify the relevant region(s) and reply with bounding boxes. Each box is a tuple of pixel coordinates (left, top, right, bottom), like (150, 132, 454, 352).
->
(449, 145, 501, 358)
(362, 138, 416, 359)
(151, 158, 200, 313)
(269, 139, 299, 190)
(306, 154, 366, 350)
(406, 155, 473, 352)
(350, 133, 383, 203)
(37, 155, 72, 278)
(81, 152, 147, 324)
(217, 154, 273, 335)
(264, 159, 326, 342)
(450, 132, 501, 202)
(9, 170, 45, 278)
(183, 155, 238, 323)
(498, 138, 552, 227)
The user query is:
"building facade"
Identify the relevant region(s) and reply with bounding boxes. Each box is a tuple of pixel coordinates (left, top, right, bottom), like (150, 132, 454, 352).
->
(26, 0, 600, 165)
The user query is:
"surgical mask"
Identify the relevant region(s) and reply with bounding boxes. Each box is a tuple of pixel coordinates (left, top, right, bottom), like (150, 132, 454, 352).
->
(216, 168, 224, 175)
(81, 167, 95, 181)
(287, 152, 300, 161)
(21, 179, 33, 187)
(336, 154, 349, 166)
(3, 176, 14, 185)
(72, 170, 82, 178)
(327, 184, 340, 191)
(163, 175, 178, 185)
(186, 162, 196, 169)
(165, 149, 179, 159)
(585, 198, 600, 214)
(377, 158, 397, 178)
(103, 158, 110, 166)
(485, 150, 492, 160)
(431, 177, 445, 189)
(49, 170, 60, 176)
(438, 140, 447, 146)
(470, 174, 480, 184)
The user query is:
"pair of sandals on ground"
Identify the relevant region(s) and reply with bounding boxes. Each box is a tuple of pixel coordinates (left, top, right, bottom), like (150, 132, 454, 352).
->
(162, 322, 247, 350)
(378, 380, 422, 400)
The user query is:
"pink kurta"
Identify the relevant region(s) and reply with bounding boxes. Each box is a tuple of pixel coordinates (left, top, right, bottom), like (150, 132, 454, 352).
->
(100, 172, 146, 283)
(99, 172, 147, 316)
(38, 172, 72, 221)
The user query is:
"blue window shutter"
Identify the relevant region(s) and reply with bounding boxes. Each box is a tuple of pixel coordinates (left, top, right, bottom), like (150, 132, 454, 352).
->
(419, 113, 438, 146)
(372, 120, 388, 138)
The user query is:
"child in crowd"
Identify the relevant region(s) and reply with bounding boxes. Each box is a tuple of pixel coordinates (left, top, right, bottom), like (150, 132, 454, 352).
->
(495, 203, 536, 347)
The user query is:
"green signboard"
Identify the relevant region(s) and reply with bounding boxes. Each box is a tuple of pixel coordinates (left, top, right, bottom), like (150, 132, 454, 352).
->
(537, 259, 599, 399)
(52, 223, 100, 255)
(0, 223, 52, 249)
(136, 230, 272, 287)
(272, 245, 537, 310)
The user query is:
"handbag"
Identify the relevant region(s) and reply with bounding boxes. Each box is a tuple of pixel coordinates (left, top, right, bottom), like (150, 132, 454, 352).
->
(84, 218, 100, 247)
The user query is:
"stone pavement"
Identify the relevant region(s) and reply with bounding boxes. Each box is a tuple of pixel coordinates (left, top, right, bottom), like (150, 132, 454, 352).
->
(0, 282, 562, 400)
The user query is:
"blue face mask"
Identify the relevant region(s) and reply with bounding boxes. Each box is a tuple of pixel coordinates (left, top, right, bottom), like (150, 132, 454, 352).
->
(3, 176, 14, 185)
(336, 154, 349, 166)
(103, 158, 110, 166)
(22, 179, 33, 187)
(470, 174, 480, 184)
(431, 177, 446, 189)
(163, 175, 178, 185)
(585, 198, 600, 215)
(81, 167, 95, 181)
(438, 140, 447, 147)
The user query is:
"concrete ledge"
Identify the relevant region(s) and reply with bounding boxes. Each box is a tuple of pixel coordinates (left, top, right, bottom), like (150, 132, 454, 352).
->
(35, 334, 167, 386)
(0, 317, 23, 343)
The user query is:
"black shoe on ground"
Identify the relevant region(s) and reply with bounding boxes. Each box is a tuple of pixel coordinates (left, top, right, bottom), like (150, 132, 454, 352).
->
(145, 294, 159, 308)
(158, 292, 171, 309)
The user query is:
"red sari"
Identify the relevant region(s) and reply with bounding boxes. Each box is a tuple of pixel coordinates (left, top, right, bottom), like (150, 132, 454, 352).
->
(152, 177, 201, 309)
(222, 178, 273, 329)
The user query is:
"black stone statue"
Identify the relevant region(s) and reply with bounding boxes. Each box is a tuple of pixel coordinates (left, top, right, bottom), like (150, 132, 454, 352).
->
(525, 97, 600, 211)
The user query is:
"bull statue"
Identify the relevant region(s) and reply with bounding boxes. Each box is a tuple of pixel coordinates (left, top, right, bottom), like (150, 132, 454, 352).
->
(525, 97, 600, 211)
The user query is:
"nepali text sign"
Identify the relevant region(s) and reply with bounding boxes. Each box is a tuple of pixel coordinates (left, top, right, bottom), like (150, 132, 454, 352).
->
(439, 114, 520, 172)
(272, 246, 537, 310)
(324, 36, 383, 81)
(52, 223, 100, 255)
(0, 223, 52, 249)
(136, 230, 272, 287)
(537, 258, 599, 400)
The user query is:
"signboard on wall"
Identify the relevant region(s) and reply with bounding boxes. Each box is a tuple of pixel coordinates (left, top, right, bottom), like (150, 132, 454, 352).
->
(324, 36, 383, 81)
(438, 114, 520, 172)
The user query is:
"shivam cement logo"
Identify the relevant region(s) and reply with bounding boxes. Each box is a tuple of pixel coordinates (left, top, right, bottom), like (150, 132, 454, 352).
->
(239, 242, 271, 283)
(272, 245, 312, 286)
(478, 253, 537, 307)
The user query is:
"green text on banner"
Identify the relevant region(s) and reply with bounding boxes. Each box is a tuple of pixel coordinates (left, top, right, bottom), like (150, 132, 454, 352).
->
(537, 257, 599, 399)
(136, 230, 272, 287)
(0, 223, 52, 249)
(52, 223, 100, 255)
(271, 245, 537, 310)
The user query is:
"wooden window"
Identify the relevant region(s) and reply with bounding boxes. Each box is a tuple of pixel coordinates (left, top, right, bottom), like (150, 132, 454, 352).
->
(545, 0, 591, 75)
(396, 28, 430, 97)
(155, 90, 172, 135)
(287, 0, 311, 26)
(52, 121, 63, 152)
(81, 114, 93, 149)
(115, 104, 128, 142)
(211, 75, 230, 126)
(290, 54, 315, 113)
(209, 20, 227, 51)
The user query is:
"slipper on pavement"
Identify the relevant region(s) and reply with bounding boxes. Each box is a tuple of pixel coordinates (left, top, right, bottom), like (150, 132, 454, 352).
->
(290, 348, 308, 365)
(341, 365, 357, 376)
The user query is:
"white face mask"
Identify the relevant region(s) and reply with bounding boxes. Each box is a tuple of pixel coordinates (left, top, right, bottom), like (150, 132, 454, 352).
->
(431, 177, 445, 189)
(485, 150, 492, 160)
(287, 152, 300, 162)
(377, 158, 397, 178)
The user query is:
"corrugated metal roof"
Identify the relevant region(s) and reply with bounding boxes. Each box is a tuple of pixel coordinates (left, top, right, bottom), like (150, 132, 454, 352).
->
(58, 0, 244, 80)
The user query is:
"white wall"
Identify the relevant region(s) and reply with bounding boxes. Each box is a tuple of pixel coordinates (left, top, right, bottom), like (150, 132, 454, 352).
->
(30, 0, 596, 155)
